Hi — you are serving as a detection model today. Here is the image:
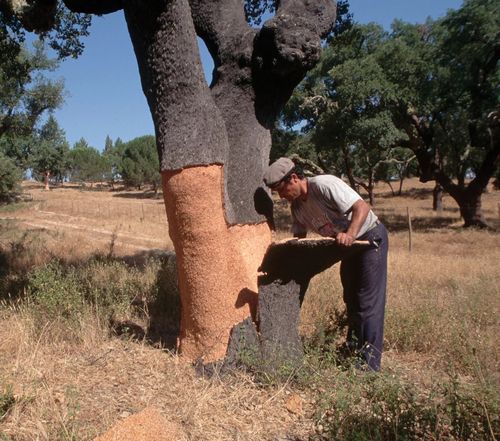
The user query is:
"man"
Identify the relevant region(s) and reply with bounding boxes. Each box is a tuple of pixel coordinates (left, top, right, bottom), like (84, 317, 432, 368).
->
(263, 157, 388, 371)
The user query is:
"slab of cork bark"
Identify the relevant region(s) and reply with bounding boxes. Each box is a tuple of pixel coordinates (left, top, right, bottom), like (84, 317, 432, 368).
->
(93, 407, 186, 441)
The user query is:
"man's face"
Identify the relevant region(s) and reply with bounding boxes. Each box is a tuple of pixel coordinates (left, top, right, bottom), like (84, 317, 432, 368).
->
(270, 173, 301, 202)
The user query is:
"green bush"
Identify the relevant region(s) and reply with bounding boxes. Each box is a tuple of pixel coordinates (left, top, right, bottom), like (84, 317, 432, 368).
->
(310, 369, 498, 441)
(26, 262, 85, 327)
(21, 255, 180, 340)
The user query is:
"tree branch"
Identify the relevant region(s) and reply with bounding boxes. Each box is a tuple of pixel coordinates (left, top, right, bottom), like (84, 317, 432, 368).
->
(63, 0, 123, 14)
(252, 0, 336, 126)
(188, 0, 253, 67)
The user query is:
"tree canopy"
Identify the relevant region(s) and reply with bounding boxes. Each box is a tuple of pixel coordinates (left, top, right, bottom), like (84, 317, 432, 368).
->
(120, 135, 160, 192)
(280, 0, 499, 227)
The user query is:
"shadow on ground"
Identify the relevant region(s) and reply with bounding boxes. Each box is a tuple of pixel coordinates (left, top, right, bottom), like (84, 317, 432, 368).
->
(112, 191, 162, 200)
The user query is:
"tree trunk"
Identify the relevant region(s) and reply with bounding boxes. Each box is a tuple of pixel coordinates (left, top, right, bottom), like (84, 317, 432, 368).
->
(162, 166, 270, 360)
(368, 185, 375, 206)
(456, 191, 489, 228)
(122, 0, 335, 362)
(398, 175, 404, 195)
(432, 183, 443, 212)
(43, 171, 50, 191)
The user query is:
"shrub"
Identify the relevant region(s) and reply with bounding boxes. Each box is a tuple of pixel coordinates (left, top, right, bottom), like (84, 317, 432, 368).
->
(26, 262, 85, 329)
(0, 383, 15, 420)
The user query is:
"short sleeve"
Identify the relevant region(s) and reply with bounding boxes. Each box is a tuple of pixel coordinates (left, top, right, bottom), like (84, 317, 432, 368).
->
(314, 176, 361, 214)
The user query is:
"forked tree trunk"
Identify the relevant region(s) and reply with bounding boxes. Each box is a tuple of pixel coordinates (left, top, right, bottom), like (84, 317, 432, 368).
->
(121, 0, 335, 362)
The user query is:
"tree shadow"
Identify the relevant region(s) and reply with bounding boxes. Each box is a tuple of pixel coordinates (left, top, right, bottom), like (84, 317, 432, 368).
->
(378, 213, 459, 232)
(112, 191, 162, 200)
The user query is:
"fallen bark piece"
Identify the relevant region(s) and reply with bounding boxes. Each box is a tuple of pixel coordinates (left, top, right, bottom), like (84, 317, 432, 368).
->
(94, 407, 185, 441)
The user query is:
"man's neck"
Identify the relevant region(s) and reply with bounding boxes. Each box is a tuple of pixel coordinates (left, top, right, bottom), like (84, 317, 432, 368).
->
(299, 178, 308, 201)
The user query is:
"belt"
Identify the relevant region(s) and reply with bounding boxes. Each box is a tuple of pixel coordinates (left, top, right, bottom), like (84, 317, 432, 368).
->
(366, 219, 381, 232)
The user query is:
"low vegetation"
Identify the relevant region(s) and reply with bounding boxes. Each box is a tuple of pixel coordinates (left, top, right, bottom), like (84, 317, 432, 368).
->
(0, 180, 498, 440)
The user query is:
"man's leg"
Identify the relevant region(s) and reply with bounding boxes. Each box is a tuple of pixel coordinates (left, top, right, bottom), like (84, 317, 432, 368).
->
(340, 224, 388, 371)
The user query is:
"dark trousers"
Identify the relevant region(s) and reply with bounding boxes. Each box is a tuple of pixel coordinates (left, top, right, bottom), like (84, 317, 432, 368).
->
(340, 223, 388, 371)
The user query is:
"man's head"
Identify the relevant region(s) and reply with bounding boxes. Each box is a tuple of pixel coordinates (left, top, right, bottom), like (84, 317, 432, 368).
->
(263, 157, 306, 201)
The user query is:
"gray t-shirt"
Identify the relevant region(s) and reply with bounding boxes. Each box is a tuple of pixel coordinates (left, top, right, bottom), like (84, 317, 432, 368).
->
(291, 175, 378, 238)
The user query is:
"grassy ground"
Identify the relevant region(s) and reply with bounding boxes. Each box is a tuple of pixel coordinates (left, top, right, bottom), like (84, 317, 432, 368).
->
(0, 179, 498, 440)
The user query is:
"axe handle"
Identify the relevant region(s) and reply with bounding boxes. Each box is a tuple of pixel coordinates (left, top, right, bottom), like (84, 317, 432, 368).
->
(274, 237, 375, 247)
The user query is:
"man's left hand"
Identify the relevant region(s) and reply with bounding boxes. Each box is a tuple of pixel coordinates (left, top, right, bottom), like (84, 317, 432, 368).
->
(336, 232, 355, 247)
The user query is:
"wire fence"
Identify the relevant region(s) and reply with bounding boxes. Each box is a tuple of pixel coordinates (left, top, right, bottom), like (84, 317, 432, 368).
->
(37, 199, 167, 224)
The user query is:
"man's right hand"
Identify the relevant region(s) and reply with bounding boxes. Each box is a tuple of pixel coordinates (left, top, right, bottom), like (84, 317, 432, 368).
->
(336, 232, 355, 247)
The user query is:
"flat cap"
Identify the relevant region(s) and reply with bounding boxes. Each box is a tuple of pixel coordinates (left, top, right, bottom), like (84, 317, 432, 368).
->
(263, 157, 295, 187)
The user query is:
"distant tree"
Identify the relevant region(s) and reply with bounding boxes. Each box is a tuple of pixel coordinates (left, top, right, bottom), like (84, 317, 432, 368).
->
(283, 0, 499, 226)
(380, 1, 499, 227)
(120, 135, 160, 193)
(375, 147, 416, 196)
(68, 138, 107, 187)
(102, 135, 124, 189)
(0, 151, 23, 201)
(30, 115, 70, 189)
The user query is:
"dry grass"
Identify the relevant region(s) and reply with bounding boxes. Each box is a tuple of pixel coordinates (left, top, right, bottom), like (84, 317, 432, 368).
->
(0, 315, 313, 441)
(0, 178, 499, 440)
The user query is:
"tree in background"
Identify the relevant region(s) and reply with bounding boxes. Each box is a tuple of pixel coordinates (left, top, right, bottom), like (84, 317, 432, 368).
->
(30, 115, 70, 189)
(120, 135, 160, 193)
(281, 0, 499, 226)
(102, 135, 125, 189)
(0, 151, 23, 201)
(0, 38, 66, 173)
(379, 0, 499, 227)
(68, 138, 107, 187)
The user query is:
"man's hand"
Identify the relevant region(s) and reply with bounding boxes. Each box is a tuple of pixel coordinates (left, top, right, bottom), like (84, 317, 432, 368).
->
(336, 232, 355, 247)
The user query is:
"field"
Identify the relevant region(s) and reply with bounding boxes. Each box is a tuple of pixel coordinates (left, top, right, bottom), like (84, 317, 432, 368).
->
(0, 179, 499, 440)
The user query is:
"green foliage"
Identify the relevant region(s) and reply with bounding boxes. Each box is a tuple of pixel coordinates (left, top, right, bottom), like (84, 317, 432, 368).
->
(120, 135, 160, 191)
(27, 262, 84, 325)
(102, 136, 125, 186)
(0, 3, 91, 60)
(26, 259, 144, 323)
(30, 115, 70, 184)
(0, 152, 23, 201)
(68, 138, 108, 184)
(280, 0, 499, 224)
(309, 367, 498, 441)
(0, 39, 64, 144)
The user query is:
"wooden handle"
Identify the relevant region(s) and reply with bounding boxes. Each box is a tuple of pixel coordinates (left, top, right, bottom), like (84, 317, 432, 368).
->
(273, 237, 374, 247)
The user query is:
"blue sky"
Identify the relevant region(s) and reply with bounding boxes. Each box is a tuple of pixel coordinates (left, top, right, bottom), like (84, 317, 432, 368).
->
(45, 0, 463, 150)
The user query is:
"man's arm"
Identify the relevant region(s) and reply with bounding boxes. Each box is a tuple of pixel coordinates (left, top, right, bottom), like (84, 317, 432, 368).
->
(336, 199, 370, 246)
